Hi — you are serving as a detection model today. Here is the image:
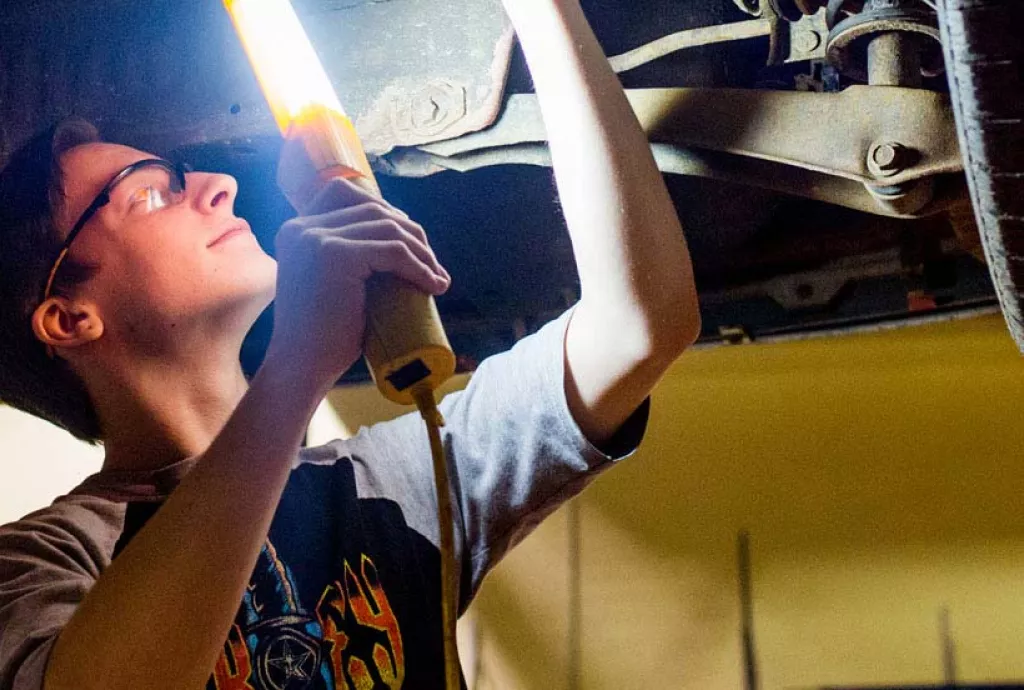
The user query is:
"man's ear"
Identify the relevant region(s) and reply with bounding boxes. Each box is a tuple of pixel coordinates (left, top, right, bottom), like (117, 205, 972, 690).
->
(31, 296, 104, 353)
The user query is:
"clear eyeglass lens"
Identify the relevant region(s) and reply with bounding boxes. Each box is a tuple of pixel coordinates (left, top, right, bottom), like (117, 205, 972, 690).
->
(120, 167, 185, 214)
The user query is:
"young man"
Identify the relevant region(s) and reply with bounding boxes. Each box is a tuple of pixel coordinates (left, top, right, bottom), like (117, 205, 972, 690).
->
(0, 1, 699, 688)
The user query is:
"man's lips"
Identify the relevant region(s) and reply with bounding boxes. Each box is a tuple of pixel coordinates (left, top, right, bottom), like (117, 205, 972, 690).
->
(207, 220, 252, 248)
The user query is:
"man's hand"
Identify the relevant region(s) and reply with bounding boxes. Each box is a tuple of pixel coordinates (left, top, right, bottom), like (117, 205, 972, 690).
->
(265, 178, 451, 390)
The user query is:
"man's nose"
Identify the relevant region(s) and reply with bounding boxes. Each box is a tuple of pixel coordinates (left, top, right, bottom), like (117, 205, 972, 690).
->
(191, 172, 239, 215)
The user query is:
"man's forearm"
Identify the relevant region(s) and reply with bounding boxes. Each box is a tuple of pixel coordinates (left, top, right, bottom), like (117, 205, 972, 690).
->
(505, 0, 700, 441)
(508, 1, 698, 341)
(45, 360, 328, 690)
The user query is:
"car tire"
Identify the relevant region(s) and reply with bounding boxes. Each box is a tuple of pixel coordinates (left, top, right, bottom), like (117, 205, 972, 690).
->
(939, 0, 1024, 350)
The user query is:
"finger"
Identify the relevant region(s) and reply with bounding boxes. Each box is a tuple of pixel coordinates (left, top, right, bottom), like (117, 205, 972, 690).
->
(312, 212, 444, 276)
(364, 240, 451, 296)
(328, 238, 450, 295)
(301, 201, 416, 233)
(290, 198, 414, 234)
(278, 213, 450, 283)
(315, 219, 447, 278)
(309, 219, 436, 272)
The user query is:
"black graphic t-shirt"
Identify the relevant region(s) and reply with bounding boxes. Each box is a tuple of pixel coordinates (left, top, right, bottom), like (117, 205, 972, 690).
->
(0, 310, 649, 690)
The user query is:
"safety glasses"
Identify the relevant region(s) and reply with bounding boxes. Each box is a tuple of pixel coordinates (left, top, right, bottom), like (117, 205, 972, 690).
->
(40, 158, 191, 303)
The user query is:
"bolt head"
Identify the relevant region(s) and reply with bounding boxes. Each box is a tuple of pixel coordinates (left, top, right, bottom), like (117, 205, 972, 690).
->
(868, 141, 909, 177)
(873, 144, 898, 168)
(794, 30, 822, 54)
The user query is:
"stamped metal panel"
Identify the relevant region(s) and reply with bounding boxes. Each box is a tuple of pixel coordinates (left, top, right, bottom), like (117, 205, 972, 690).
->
(0, 0, 513, 162)
(293, 0, 514, 155)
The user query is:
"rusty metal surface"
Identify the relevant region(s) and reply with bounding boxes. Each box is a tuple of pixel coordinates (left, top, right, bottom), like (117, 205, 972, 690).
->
(608, 11, 828, 73)
(391, 86, 963, 216)
(427, 87, 962, 185)
(770, 0, 828, 21)
(295, 0, 514, 155)
(0, 0, 513, 163)
(825, 1, 942, 82)
(608, 19, 775, 73)
(867, 31, 924, 87)
(787, 9, 829, 62)
(387, 142, 965, 218)
(0, 0, 768, 166)
(0, 0, 996, 354)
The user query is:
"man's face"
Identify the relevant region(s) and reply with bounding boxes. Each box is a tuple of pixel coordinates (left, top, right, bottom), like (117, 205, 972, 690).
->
(56, 142, 278, 354)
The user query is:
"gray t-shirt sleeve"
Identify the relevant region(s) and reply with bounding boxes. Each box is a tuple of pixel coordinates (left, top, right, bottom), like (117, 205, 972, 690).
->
(340, 308, 649, 602)
(0, 497, 122, 690)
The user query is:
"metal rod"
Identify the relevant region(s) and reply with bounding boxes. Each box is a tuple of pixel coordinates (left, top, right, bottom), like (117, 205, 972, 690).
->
(867, 32, 923, 87)
(941, 607, 958, 686)
(609, 19, 773, 74)
(567, 499, 582, 690)
(738, 530, 759, 690)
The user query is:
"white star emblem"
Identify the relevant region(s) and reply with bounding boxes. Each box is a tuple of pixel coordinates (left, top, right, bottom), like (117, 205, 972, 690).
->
(267, 639, 315, 681)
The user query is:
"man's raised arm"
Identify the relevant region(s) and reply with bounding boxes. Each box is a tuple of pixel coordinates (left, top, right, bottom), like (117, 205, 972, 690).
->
(503, 0, 701, 445)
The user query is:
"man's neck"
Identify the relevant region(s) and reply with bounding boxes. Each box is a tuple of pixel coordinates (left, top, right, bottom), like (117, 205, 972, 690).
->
(88, 344, 254, 474)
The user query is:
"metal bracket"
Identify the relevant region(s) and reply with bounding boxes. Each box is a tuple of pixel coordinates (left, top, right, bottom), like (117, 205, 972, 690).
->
(382, 85, 964, 218)
(607, 10, 829, 74)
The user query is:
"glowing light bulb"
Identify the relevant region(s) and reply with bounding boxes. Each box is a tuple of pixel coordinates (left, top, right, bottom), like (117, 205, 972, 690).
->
(224, 0, 346, 134)
(226, 0, 376, 195)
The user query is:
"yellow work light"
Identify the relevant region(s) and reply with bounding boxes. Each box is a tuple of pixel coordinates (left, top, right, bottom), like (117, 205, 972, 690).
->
(224, 2, 461, 687)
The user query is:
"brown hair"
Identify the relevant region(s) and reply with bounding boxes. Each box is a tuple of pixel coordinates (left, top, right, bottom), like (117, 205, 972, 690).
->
(0, 119, 103, 443)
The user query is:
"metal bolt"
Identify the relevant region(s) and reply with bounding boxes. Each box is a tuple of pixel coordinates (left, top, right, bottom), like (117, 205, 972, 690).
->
(867, 141, 910, 177)
(794, 29, 822, 54)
